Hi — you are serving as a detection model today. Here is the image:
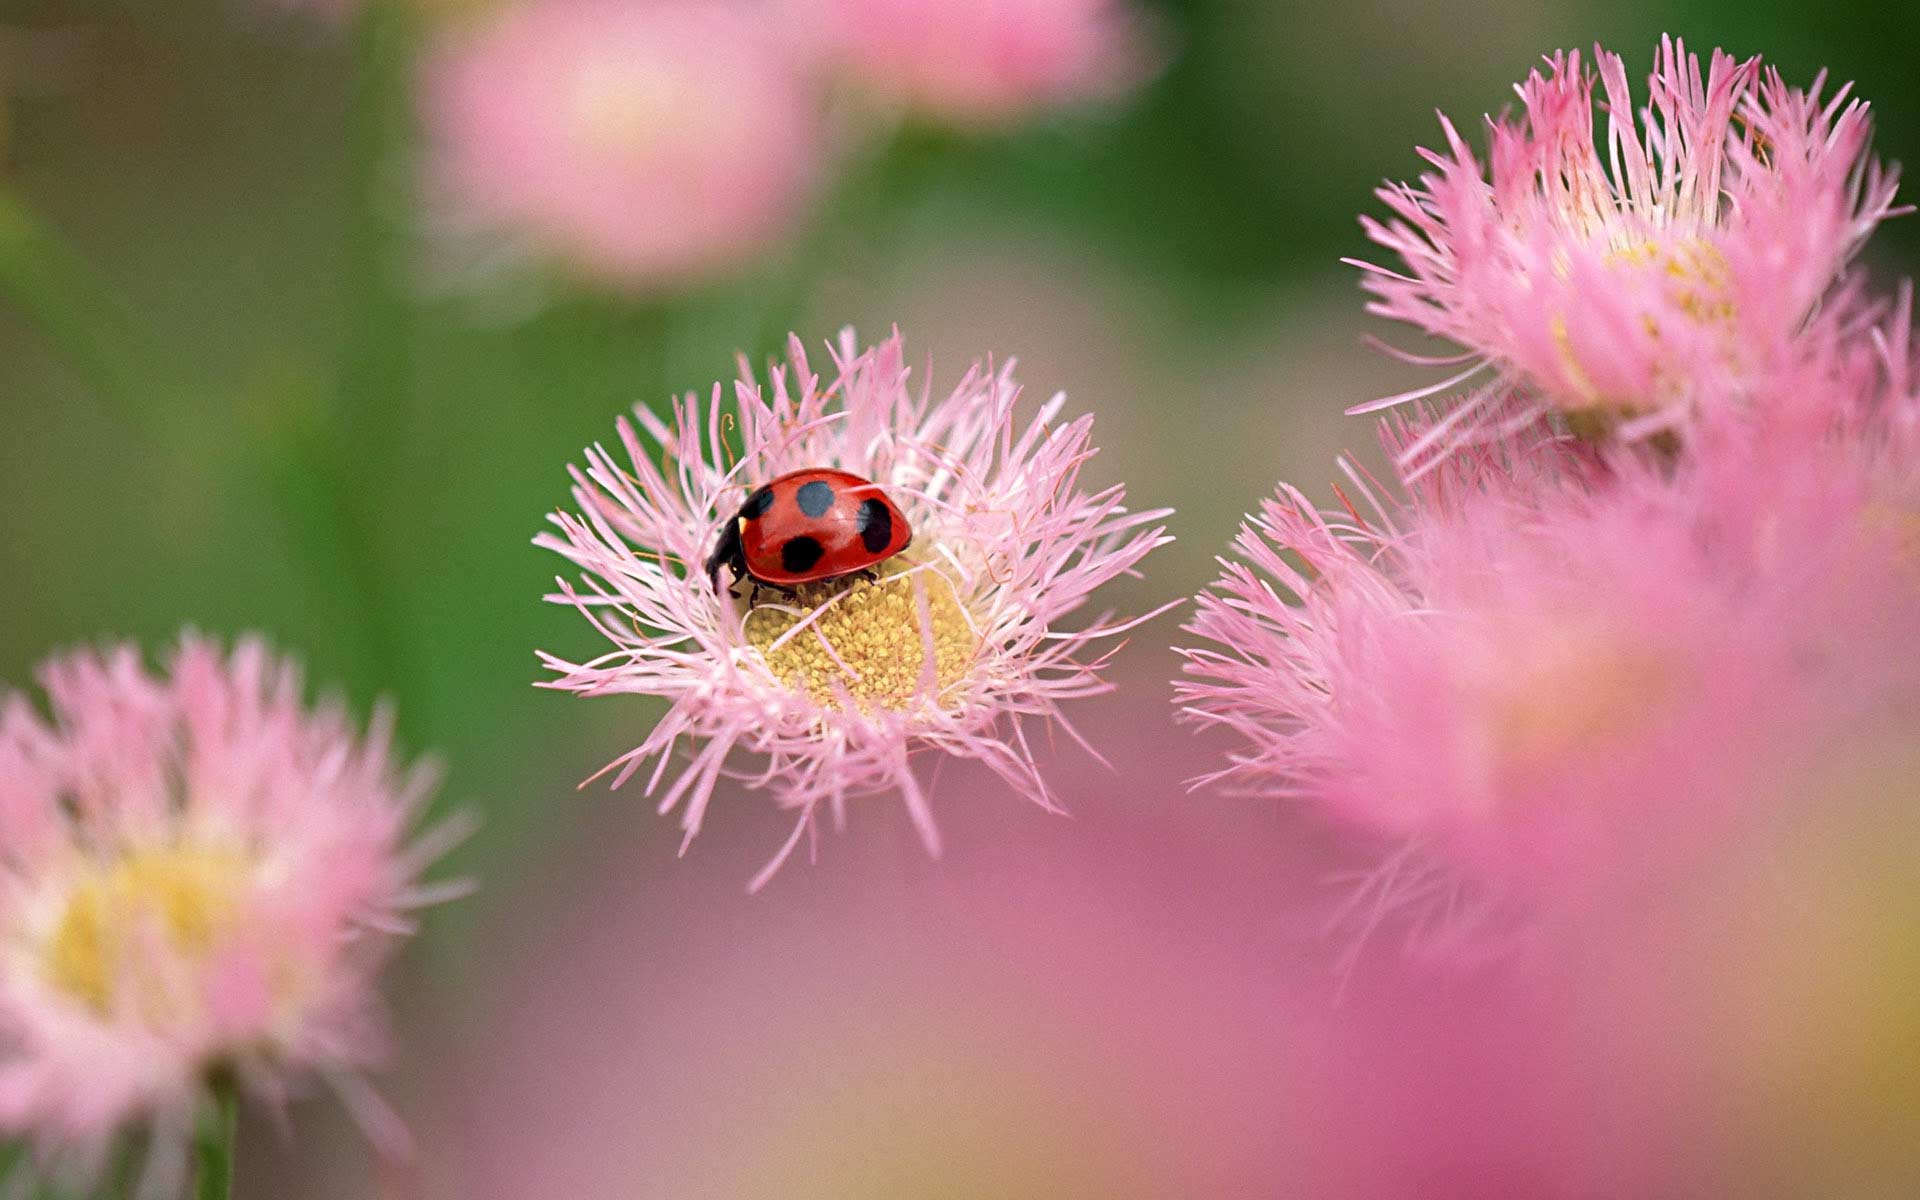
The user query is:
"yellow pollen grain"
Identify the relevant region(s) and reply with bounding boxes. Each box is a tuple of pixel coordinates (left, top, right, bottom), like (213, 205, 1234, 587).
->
(1663, 242, 1736, 326)
(742, 561, 977, 711)
(42, 845, 250, 1018)
(1602, 238, 1736, 327)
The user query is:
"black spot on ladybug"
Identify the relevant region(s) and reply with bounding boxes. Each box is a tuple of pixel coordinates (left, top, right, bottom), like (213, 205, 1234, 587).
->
(739, 486, 775, 520)
(781, 536, 825, 574)
(795, 479, 835, 518)
(856, 498, 893, 554)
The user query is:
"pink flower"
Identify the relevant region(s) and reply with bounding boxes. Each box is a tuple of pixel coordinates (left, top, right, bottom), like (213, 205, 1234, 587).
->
(1177, 413, 1899, 944)
(1353, 38, 1903, 451)
(1863, 281, 1920, 472)
(411, 691, 1573, 1200)
(537, 329, 1171, 887)
(1692, 282, 1920, 645)
(813, 0, 1151, 128)
(0, 635, 464, 1195)
(422, 0, 825, 295)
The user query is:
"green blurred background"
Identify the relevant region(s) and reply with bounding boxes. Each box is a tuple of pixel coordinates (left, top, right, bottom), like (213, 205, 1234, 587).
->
(0, 0, 1916, 1190)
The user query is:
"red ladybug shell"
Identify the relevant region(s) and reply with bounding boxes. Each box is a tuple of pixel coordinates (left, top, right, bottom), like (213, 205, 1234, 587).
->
(715, 468, 913, 589)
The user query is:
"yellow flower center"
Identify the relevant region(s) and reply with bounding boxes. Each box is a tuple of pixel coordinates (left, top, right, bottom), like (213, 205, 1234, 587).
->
(742, 560, 978, 711)
(1550, 237, 1736, 420)
(565, 55, 713, 162)
(1464, 615, 1676, 804)
(41, 844, 252, 1019)
(1605, 238, 1735, 325)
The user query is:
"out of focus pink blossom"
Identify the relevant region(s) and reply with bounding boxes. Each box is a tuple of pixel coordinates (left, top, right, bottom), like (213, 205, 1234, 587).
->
(1524, 727, 1920, 1198)
(813, 0, 1152, 128)
(408, 689, 1586, 1199)
(0, 636, 463, 1196)
(422, 0, 825, 294)
(410, 683, 1915, 1199)
(1178, 402, 1918, 944)
(1354, 38, 1903, 452)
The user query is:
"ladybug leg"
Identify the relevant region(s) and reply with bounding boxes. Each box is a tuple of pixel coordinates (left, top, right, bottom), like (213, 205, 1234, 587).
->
(749, 582, 767, 608)
(857, 568, 879, 587)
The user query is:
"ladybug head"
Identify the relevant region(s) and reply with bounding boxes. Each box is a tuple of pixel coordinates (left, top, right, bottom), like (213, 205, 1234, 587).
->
(704, 517, 745, 593)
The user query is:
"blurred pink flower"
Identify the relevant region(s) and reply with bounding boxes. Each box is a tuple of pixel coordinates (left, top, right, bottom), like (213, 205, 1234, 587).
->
(422, 0, 825, 295)
(0, 636, 463, 1195)
(1176, 409, 1911, 945)
(416, 688, 1572, 1200)
(1687, 283, 1920, 651)
(1873, 292, 1920, 582)
(1354, 38, 1903, 451)
(538, 329, 1171, 888)
(1520, 724, 1920, 1199)
(813, 0, 1151, 128)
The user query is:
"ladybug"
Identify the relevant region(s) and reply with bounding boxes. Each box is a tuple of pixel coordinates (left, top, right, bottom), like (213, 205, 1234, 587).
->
(705, 467, 913, 594)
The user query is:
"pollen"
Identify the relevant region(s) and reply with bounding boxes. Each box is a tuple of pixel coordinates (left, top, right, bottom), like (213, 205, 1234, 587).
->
(1599, 237, 1737, 329)
(1555, 238, 1737, 424)
(40, 844, 252, 1019)
(1659, 241, 1736, 326)
(742, 560, 978, 710)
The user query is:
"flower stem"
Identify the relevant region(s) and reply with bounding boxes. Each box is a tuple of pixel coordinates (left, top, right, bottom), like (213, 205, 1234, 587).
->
(192, 1090, 237, 1200)
(343, 0, 414, 461)
(0, 186, 167, 441)
(332, 0, 415, 704)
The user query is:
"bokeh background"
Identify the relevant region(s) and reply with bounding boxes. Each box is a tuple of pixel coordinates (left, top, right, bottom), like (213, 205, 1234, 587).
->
(1, 0, 1917, 1194)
